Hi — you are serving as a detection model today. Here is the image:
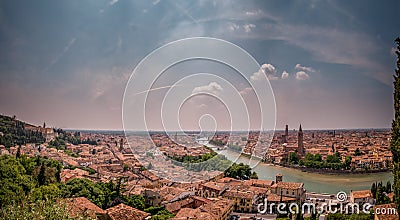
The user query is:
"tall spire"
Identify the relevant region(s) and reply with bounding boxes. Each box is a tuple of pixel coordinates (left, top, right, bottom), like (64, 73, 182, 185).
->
(297, 123, 305, 157)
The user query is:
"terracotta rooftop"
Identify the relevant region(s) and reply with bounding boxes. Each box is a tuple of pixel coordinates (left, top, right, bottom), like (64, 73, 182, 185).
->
(351, 190, 373, 199)
(201, 182, 226, 191)
(173, 198, 234, 220)
(200, 198, 234, 218)
(271, 181, 303, 190)
(165, 197, 195, 213)
(62, 197, 106, 218)
(174, 208, 214, 220)
(244, 179, 274, 188)
(106, 203, 150, 220)
(222, 189, 254, 199)
(158, 186, 186, 202)
(267, 193, 298, 202)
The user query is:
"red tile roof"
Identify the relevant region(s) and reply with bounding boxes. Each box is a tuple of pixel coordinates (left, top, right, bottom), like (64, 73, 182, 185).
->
(106, 203, 150, 220)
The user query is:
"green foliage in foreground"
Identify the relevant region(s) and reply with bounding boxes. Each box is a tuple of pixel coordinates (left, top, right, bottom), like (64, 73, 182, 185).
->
(0, 154, 90, 219)
(0, 154, 174, 219)
(0, 155, 62, 207)
(390, 37, 400, 219)
(326, 213, 373, 220)
(0, 200, 95, 220)
(145, 206, 175, 220)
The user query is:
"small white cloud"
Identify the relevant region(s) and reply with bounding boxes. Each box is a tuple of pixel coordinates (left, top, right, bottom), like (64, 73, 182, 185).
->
(296, 71, 310, 80)
(243, 24, 256, 33)
(192, 82, 223, 94)
(295, 64, 316, 73)
(251, 63, 277, 81)
(152, 0, 160, 5)
(245, 9, 262, 16)
(240, 87, 253, 95)
(281, 71, 289, 79)
(109, 0, 118, 5)
(391, 47, 398, 57)
(228, 23, 240, 32)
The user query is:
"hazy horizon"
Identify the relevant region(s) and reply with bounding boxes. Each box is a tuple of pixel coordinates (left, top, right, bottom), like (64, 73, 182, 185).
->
(0, 1, 399, 130)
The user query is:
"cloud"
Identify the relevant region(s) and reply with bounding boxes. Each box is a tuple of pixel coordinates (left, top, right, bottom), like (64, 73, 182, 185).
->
(391, 47, 398, 57)
(251, 63, 278, 81)
(240, 87, 253, 95)
(245, 9, 263, 17)
(243, 24, 256, 33)
(281, 71, 289, 79)
(228, 23, 240, 31)
(109, 0, 118, 5)
(192, 82, 223, 94)
(296, 71, 310, 80)
(295, 64, 316, 73)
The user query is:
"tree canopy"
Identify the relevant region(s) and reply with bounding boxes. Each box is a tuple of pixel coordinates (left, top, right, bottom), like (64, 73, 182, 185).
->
(390, 37, 400, 213)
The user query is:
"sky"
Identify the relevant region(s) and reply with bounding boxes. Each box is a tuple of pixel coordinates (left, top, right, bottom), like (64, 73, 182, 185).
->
(0, 0, 399, 130)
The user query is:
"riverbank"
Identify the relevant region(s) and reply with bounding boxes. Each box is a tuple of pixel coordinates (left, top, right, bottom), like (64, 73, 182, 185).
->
(231, 150, 391, 175)
(282, 164, 390, 175)
(219, 149, 394, 193)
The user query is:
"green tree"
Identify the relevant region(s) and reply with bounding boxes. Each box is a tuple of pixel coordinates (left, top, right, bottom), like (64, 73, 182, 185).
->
(224, 163, 255, 180)
(371, 182, 377, 199)
(390, 37, 400, 213)
(0, 155, 35, 207)
(0, 200, 94, 220)
(60, 178, 108, 208)
(288, 152, 299, 164)
(250, 171, 258, 179)
(38, 162, 46, 186)
(343, 156, 352, 169)
(16, 145, 21, 158)
(305, 153, 315, 161)
(314, 154, 322, 162)
(386, 181, 392, 193)
(125, 195, 145, 210)
(30, 184, 62, 202)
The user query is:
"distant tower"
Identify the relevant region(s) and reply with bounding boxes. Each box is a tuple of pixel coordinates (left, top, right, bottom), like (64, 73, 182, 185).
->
(119, 138, 124, 151)
(297, 124, 305, 156)
(43, 122, 46, 128)
(283, 125, 288, 143)
(285, 125, 289, 137)
(333, 130, 336, 137)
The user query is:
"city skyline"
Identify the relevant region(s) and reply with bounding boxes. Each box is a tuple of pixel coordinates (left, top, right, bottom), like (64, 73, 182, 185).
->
(0, 1, 399, 130)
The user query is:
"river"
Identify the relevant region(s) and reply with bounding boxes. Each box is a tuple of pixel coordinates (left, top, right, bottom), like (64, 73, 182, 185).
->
(219, 149, 394, 194)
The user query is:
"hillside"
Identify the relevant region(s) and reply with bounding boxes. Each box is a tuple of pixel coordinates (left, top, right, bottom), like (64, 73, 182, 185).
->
(0, 114, 45, 148)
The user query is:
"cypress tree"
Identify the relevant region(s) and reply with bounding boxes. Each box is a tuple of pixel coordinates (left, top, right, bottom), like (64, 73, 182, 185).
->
(38, 162, 46, 186)
(16, 145, 21, 158)
(390, 37, 400, 213)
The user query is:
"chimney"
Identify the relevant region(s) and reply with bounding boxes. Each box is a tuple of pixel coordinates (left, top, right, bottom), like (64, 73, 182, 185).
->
(276, 173, 283, 183)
